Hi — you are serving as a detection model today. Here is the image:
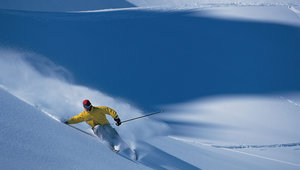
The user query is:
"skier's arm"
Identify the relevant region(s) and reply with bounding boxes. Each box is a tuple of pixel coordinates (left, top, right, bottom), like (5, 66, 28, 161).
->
(104, 107, 121, 126)
(66, 112, 86, 124)
(104, 107, 118, 119)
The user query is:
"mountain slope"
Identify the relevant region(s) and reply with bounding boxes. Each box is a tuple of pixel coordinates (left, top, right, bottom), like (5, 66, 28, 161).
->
(0, 88, 149, 170)
(2, 86, 300, 170)
(0, 2, 300, 169)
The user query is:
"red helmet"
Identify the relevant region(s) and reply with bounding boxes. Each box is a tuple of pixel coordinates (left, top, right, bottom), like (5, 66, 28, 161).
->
(83, 99, 92, 109)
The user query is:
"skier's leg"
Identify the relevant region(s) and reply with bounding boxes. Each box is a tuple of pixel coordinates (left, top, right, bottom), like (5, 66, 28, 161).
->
(103, 125, 137, 159)
(93, 125, 104, 141)
(94, 125, 116, 150)
(103, 125, 125, 149)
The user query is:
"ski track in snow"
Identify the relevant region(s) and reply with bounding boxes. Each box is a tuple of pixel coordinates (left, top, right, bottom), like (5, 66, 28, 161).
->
(281, 96, 300, 107)
(170, 136, 300, 167)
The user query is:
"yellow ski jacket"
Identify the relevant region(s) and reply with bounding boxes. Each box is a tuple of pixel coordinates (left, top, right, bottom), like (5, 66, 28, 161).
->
(66, 106, 118, 128)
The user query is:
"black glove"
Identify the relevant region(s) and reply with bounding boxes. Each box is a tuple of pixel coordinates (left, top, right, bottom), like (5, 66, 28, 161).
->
(63, 119, 69, 124)
(114, 116, 121, 126)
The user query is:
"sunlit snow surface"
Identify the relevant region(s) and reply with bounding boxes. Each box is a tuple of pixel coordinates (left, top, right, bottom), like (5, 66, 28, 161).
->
(128, 0, 300, 27)
(0, 0, 300, 169)
(1, 49, 300, 169)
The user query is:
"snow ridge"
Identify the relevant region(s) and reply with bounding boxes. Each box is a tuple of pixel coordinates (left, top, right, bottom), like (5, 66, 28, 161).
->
(213, 142, 300, 149)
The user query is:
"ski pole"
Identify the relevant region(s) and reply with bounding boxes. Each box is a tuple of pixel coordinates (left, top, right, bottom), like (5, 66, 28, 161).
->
(121, 110, 164, 124)
(66, 124, 96, 138)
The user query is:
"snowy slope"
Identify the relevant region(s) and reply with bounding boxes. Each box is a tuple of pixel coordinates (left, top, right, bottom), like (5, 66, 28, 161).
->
(0, 87, 149, 170)
(160, 94, 300, 168)
(1, 48, 300, 169)
(128, 0, 300, 7)
(191, 6, 300, 27)
(128, 0, 300, 27)
(1, 83, 300, 169)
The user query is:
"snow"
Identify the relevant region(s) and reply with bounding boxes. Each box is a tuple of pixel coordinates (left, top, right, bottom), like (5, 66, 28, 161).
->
(127, 0, 300, 27)
(0, 88, 148, 170)
(148, 136, 300, 169)
(162, 94, 300, 144)
(0, 48, 166, 143)
(1, 0, 300, 169)
(1, 52, 300, 169)
(160, 94, 300, 168)
(190, 6, 300, 27)
(3, 86, 299, 170)
(128, 0, 300, 7)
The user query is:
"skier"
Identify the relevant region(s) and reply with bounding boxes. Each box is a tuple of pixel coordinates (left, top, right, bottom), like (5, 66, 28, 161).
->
(64, 99, 122, 151)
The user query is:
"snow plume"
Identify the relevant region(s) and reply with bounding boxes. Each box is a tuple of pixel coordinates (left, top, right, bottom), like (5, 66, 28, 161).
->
(0, 47, 167, 142)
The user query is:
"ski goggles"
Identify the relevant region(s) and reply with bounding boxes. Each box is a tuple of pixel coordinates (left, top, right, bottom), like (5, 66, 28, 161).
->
(83, 104, 91, 109)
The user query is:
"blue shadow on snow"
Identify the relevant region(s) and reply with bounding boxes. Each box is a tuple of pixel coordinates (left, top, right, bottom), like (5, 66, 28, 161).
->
(0, 9, 300, 111)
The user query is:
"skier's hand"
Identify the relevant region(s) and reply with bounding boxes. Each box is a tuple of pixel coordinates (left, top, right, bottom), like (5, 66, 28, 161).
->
(114, 116, 121, 126)
(61, 118, 69, 124)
